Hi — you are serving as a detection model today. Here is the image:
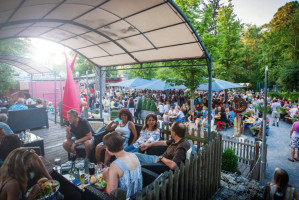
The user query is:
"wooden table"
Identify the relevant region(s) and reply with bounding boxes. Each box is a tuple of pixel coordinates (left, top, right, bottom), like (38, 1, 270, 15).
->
(214, 115, 221, 120)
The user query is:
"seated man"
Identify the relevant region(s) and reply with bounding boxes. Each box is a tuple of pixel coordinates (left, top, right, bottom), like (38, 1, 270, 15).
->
(135, 122, 190, 170)
(8, 98, 28, 111)
(62, 110, 94, 160)
(250, 114, 263, 136)
(0, 113, 13, 134)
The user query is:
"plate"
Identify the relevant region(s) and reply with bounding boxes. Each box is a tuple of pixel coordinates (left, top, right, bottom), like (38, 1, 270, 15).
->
(26, 180, 60, 200)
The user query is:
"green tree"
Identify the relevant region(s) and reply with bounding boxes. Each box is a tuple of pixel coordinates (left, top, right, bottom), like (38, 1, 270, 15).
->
(146, 98, 152, 111)
(240, 25, 265, 89)
(278, 63, 299, 91)
(202, 0, 223, 35)
(142, 98, 147, 110)
(0, 64, 15, 94)
(156, 1, 216, 113)
(137, 98, 142, 110)
(0, 39, 30, 94)
(214, 1, 244, 82)
(150, 100, 157, 112)
(72, 54, 95, 76)
(261, 1, 299, 84)
(128, 64, 157, 80)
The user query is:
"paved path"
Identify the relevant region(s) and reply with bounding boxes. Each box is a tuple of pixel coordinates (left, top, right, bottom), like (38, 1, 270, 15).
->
(219, 117, 298, 190)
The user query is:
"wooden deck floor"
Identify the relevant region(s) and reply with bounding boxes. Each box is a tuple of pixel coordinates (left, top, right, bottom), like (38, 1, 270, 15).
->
(31, 121, 68, 171)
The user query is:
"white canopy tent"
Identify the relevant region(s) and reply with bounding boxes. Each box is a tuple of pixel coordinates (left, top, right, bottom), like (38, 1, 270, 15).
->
(0, 0, 214, 140)
(0, 0, 207, 66)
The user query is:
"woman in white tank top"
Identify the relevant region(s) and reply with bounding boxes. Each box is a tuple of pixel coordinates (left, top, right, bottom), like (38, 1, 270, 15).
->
(95, 108, 138, 165)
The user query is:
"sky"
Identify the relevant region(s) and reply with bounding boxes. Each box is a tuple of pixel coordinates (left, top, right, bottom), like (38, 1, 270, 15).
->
(222, 0, 291, 26)
(29, 0, 291, 68)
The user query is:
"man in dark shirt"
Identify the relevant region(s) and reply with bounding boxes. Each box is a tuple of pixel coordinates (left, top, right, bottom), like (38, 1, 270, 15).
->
(135, 122, 190, 170)
(62, 110, 94, 159)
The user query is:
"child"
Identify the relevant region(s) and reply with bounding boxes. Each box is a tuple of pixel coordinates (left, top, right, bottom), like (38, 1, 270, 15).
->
(265, 168, 298, 200)
(163, 111, 170, 125)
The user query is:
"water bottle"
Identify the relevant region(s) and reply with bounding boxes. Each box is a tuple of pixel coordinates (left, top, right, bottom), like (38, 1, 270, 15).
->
(20, 131, 24, 141)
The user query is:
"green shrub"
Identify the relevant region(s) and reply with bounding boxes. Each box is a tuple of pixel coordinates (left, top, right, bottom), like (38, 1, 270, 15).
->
(142, 98, 147, 110)
(110, 110, 119, 119)
(146, 99, 151, 111)
(150, 100, 157, 112)
(253, 104, 271, 113)
(137, 98, 142, 110)
(268, 91, 299, 102)
(222, 147, 238, 173)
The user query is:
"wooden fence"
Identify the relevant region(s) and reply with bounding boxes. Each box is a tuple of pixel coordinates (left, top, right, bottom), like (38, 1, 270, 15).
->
(133, 119, 209, 145)
(222, 136, 261, 166)
(222, 136, 266, 181)
(132, 126, 222, 200)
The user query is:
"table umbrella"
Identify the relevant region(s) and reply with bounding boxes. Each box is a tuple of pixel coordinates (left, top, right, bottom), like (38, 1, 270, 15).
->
(108, 78, 151, 88)
(197, 78, 246, 91)
(134, 79, 185, 90)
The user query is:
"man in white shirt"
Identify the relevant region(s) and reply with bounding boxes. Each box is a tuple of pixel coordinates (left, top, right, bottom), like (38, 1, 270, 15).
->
(103, 97, 110, 112)
(158, 102, 164, 115)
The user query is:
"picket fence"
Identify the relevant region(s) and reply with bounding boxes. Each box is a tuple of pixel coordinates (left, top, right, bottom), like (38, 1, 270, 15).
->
(131, 119, 222, 200)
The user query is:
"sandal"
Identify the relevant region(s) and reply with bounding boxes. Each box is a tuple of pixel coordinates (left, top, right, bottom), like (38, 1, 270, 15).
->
(294, 158, 299, 161)
(288, 158, 295, 162)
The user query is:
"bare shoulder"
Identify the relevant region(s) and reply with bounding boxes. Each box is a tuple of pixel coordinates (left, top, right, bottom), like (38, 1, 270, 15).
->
(129, 121, 135, 126)
(155, 128, 160, 133)
(4, 179, 20, 192)
(110, 162, 123, 177)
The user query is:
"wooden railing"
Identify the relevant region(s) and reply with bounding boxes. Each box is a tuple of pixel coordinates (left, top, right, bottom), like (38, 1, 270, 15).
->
(222, 136, 266, 181)
(247, 154, 261, 180)
(133, 131, 222, 200)
(133, 119, 209, 145)
(222, 136, 261, 166)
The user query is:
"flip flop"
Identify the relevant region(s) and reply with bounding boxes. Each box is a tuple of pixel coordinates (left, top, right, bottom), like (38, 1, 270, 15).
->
(294, 158, 299, 161)
(288, 158, 294, 162)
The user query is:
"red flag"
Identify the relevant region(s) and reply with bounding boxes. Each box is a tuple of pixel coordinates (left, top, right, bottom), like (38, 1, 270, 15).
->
(62, 54, 80, 121)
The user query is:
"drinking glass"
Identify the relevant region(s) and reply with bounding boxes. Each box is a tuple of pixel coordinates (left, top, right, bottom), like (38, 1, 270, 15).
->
(54, 157, 61, 173)
(97, 162, 104, 173)
(79, 168, 86, 185)
(89, 163, 95, 176)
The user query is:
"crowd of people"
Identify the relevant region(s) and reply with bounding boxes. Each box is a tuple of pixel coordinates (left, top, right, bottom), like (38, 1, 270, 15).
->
(1, 88, 299, 199)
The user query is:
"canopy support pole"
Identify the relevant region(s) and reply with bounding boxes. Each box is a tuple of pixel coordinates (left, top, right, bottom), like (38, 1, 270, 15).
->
(260, 65, 268, 184)
(99, 67, 103, 119)
(54, 71, 57, 124)
(207, 54, 213, 143)
(30, 74, 33, 98)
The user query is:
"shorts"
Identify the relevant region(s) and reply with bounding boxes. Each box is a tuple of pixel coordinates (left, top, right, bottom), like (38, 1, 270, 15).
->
(71, 136, 94, 148)
(271, 111, 280, 118)
(290, 136, 299, 148)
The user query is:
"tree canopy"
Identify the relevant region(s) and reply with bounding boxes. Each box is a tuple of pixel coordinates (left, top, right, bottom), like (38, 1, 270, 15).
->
(0, 39, 30, 95)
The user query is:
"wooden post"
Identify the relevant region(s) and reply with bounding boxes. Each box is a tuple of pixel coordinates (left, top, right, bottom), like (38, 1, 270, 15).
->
(161, 175, 167, 200)
(192, 153, 198, 200)
(154, 180, 160, 200)
(183, 159, 190, 200)
(173, 167, 179, 200)
(168, 170, 173, 200)
(179, 162, 184, 200)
